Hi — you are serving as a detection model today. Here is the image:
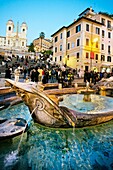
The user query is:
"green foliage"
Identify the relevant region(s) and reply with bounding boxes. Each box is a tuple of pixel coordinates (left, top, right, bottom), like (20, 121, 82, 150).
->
(28, 42, 35, 52)
(42, 50, 53, 56)
(39, 32, 45, 39)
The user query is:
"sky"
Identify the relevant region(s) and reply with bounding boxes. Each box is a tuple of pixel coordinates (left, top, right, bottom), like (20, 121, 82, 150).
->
(0, 0, 113, 45)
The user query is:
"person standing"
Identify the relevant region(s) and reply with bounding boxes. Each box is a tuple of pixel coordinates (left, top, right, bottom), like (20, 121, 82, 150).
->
(38, 67, 43, 82)
(34, 67, 39, 83)
(23, 67, 27, 79)
(5, 66, 11, 79)
(14, 68, 20, 82)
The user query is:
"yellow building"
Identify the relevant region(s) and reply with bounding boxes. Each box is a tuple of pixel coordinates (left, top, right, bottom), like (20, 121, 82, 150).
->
(51, 7, 113, 73)
(33, 37, 52, 52)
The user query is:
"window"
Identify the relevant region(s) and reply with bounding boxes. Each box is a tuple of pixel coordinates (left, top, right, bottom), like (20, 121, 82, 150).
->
(102, 30, 105, 38)
(77, 39, 80, 46)
(96, 42, 98, 48)
(55, 57, 57, 62)
(60, 45, 62, 51)
(77, 52, 79, 58)
(8, 26, 11, 31)
(86, 24, 89, 31)
(108, 45, 111, 54)
(101, 55, 105, 61)
(22, 42, 24, 46)
(67, 55, 69, 60)
(72, 42, 75, 48)
(55, 47, 57, 53)
(76, 24, 81, 33)
(55, 36, 58, 42)
(8, 40, 10, 44)
(96, 27, 100, 35)
(86, 39, 89, 46)
(23, 28, 25, 32)
(67, 43, 70, 50)
(101, 18, 105, 25)
(86, 52, 89, 58)
(95, 54, 98, 60)
(67, 31, 70, 38)
(101, 44, 104, 50)
(107, 56, 111, 62)
(60, 56, 62, 61)
(107, 20, 111, 28)
(108, 32, 111, 38)
(60, 33, 63, 39)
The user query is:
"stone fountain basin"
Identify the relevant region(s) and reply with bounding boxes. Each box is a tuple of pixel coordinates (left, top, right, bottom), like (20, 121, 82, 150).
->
(59, 94, 113, 127)
(5, 79, 113, 128)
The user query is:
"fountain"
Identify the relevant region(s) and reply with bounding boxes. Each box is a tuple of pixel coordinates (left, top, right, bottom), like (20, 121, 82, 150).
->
(5, 79, 113, 128)
(0, 103, 113, 169)
(92, 76, 113, 96)
(77, 80, 95, 102)
(0, 79, 113, 169)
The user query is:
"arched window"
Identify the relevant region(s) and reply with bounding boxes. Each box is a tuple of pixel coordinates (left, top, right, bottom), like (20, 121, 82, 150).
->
(8, 26, 11, 31)
(107, 56, 111, 62)
(60, 56, 62, 61)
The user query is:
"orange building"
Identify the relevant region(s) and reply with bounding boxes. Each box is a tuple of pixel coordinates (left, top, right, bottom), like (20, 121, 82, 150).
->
(33, 37, 52, 52)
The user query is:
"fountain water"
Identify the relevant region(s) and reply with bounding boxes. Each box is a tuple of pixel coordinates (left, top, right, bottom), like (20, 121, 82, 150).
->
(17, 105, 38, 152)
(1, 79, 113, 169)
(2, 104, 39, 167)
(0, 100, 113, 169)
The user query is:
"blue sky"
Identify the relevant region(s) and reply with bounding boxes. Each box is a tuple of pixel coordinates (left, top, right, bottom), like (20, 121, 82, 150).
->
(0, 0, 113, 45)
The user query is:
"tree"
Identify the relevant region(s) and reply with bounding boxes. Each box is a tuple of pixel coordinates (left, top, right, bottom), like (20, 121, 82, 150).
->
(28, 42, 35, 52)
(39, 32, 45, 51)
(41, 50, 53, 61)
(42, 50, 53, 56)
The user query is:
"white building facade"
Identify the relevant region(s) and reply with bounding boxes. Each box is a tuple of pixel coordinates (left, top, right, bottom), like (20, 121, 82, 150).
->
(0, 20, 29, 58)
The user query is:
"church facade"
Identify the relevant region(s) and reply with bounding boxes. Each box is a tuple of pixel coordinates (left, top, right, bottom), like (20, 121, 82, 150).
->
(0, 20, 28, 58)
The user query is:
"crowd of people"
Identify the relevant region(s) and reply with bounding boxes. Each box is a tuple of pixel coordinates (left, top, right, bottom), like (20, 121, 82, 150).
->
(4, 56, 113, 87)
(4, 63, 75, 87)
(84, 70, 113, 85)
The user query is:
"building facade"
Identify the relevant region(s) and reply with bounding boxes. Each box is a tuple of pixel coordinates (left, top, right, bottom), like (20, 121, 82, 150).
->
(0, 20, 28, 58)
(33, 37, 52, 52)
(51, 7, 113, 73)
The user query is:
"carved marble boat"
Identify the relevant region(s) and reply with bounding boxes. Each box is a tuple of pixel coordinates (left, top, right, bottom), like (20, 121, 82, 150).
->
(0, 118, 27, 139)
(5, 79, 113, 128)
(0, 86, 14, 95)
(0, 86, 22, 111)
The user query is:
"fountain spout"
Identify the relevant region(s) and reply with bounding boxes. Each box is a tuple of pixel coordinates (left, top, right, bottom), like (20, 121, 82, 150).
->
(77, 80, 95, 102)
(86, 80, 90, 91)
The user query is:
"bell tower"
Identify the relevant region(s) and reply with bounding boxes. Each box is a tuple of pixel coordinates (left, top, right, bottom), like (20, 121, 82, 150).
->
(6, 19, 14, 36)
(6, 19, 14, 46)
(20, 22, 28, 47)
(21, 22, 28, 38)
